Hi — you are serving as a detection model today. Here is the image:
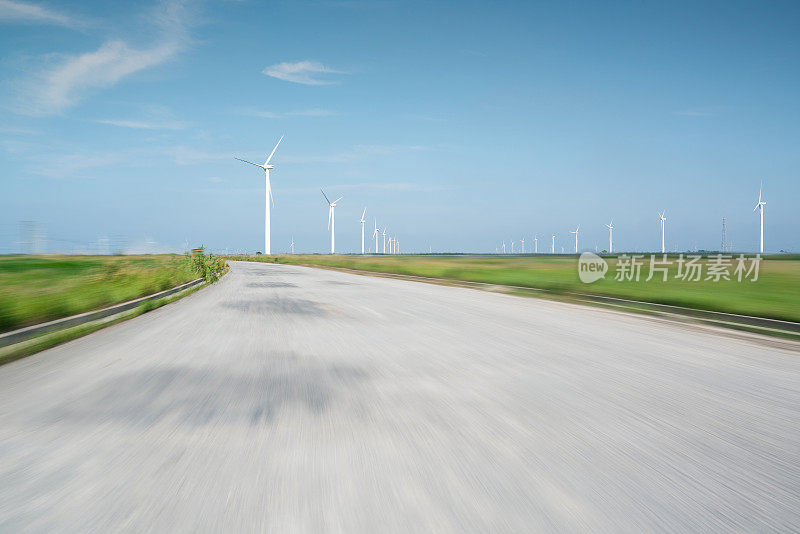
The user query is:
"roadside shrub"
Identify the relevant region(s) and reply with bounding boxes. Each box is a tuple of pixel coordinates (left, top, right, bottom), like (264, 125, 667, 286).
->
(186, 248, 227, 283)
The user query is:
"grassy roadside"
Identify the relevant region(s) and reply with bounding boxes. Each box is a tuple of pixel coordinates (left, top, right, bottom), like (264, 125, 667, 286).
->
(0, 280, 211, 367)
(0, 253, 226, 334)
(228, 254, 800, 323)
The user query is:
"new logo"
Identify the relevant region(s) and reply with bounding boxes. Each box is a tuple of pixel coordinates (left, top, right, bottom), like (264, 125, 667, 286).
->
(578, 252, 608, 283)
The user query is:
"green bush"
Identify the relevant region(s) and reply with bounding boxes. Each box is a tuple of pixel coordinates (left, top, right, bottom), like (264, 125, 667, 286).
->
(187, 248, 227, 283)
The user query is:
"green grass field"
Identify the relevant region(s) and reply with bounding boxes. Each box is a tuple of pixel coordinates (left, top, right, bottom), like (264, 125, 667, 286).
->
(0, 254, 219, 334)
(229, 254, 800, 323)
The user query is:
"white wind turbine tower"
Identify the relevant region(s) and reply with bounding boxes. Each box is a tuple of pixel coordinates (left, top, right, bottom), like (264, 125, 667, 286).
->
(754, 182, 766, 253)
(551, 234, 555, 254)
(321, 189, 342, 254)
(502, 240, 506, 254)
(534, 234, 538, 253)
(382, 227, 387, 254)
(570, 225, 580, 253)
(605, 221, 614, 253)
(235, 135, 283, 254)
(372, 219, 379, 253)
(521, 238, 525, 254)
(290, 236, 295, 254)
(511, 240, 515, 254)
(359, 208, 367, 254)
(658, 211, 666, 253)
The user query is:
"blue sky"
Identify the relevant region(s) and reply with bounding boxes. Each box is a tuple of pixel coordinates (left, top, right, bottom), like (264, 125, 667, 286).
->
(1, 0, 798, 254)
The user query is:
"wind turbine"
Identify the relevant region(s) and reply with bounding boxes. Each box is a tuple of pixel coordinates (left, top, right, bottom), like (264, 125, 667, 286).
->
(605, 221, 614, 253)
(359, 208, 367, 254)
(235, 135, 283, 254)
(290, 236, 295, 254)
(570, 225, 580, 253)
(534, 234, 538, 253)
(754, 182, 766, 253)
(551, 234, 555, 254)
(659, 211, 666, 253)
(502, 240, 506, 254)
(511, 240, 515, 254)
(321, 189, 342, 254)
(521, 238, 525, 254)
(372, 219, 379, 253)
(382, 227, 387, 254)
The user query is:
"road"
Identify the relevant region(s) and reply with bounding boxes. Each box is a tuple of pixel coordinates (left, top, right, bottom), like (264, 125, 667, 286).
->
(1, 260, 799, 532)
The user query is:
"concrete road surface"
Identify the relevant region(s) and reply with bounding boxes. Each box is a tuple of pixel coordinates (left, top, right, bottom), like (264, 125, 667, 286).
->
(1, 261, 799, 533)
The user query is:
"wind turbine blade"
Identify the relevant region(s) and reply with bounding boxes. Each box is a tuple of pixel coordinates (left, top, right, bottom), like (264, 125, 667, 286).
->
(328, 207, 332, 229)
(265, 135, 284, 165)
(235, 157, 265, 169)
(361, 207, 366, 220)
(320, 189, 331, 204)
(269, 181, 274, 207)
(333, 197, 343, 205)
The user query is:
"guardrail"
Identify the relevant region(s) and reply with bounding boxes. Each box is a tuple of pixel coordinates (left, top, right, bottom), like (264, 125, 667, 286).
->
(0, 278, 204, 348)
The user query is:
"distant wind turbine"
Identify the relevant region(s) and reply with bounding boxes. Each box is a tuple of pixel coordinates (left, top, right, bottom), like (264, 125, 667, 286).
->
(521, 238, 525, 254)
(659, 211, 666, 253)
(570, 225, 580, 253)
(235, 135, 283, 254)
(372, 219, 379, 253)
(360, 208, 366, 254)
(754, 182, 766, 253)
(605, 221, 614, 253)
(290, 236, 295, 254)
(502, 240, 506, 254)
(551, 234, 555, 254)
(534, 234, 538, 253)
(382, 227, 387, 254)
(321, 189, 342, 254)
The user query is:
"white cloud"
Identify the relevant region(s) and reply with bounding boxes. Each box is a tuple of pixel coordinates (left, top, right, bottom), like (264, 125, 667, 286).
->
(169, 146, 231, 165)
(674, 110, 711, 117)
(281, 144, 429, 164)
(95, 118, 187, 130)
(673, 106, 726, 117)
(276, 182, 443, 194)
(27, 40, 181, 115)
(238, 108, 335, 119)
(15, 0, 193, 115)
(262, 60, 345, 85)
(29, 151, 126, 178)
(0, 0, 82, 27)
(96, 104, 189, 130)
